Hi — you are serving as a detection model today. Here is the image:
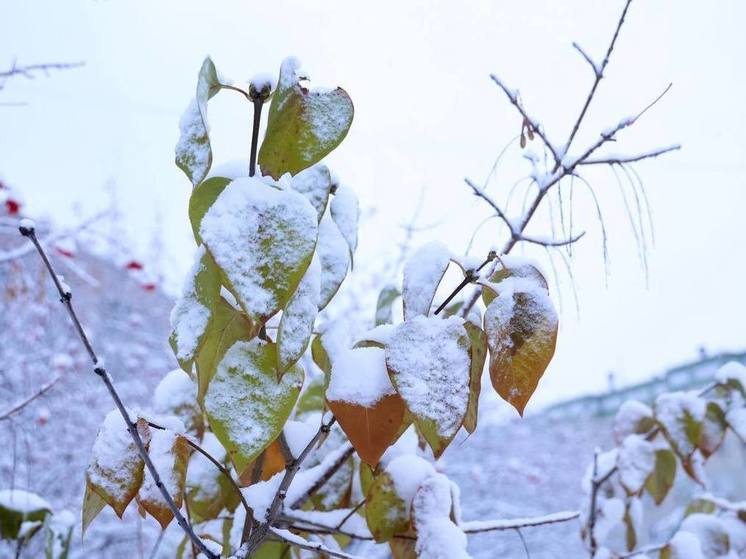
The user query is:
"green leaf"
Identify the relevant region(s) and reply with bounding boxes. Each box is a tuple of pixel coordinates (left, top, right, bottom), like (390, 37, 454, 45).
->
(0, 490, 51, 540)
(311, 334, 332, 378)
(81, 484, 106, 536)
(294, 377, 326, 418)
(402, 242, 451, 319)
(316, 216, 350, 310)
(258, 57, 354, 179)
(644, 449, 676, 505)
(291, 164, 332, 221)
(137, 432, 190, 530)
(365, 470, 410, 542)
(483, 281, 558, 416)
(375, 285, 401, 326)
(277, 256, 320, 375)
(175, 57, 224, 186)
(199, 177, 318, 324)
(385, 315, 471, 457)
(463, 322, 487, 434)
(204, 339, 304, 475)
(188, 177, 231, 245)
(195, 297, 255, 402)
(186, 433, 236, 522)
(86, 412, 147, 518)
(170, 247, 222, 372)
(684, 498, 716, 517)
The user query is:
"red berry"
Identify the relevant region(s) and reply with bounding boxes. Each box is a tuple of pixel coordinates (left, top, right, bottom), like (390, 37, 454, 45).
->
(5, 199, 20, 215)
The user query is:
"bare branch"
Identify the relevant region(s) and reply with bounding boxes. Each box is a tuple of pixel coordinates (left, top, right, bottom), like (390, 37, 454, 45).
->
(573, 42, 601, 77)
(516, 231, 586, 248)
(17, 223, 217, 559)
(563, 0, 633, 153)
(489, 74, 560, 164)
(580, 144, 681, 166)
(464, 177, 515, 234)
(460, 510, 580, 534)
(0, 376, 59, 421)
(290, 445, 355, 509)
(0, 60, 84, 90)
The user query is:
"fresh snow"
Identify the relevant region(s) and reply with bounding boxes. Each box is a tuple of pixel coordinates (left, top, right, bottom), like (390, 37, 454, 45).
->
(329, 185, 359, 258)
(327, 347, 396, 406)
(412, 473, 471, 559)
(385, 315, 471, 438)
(716, 361, 746, 389)
(402, 241, 451, 319)
(385, 454, 436, 507)
(613, 400, 653, 444)
(169, 246, 213, 363)
(139, 428, 182, 510)
(655, 391, 706, 456)
(199, 177, 318, 320)
(175, 98, 210, 186)
(186, 432, 225, 501)
(153, 369, 197, 415)
(278, 255, 320, 371)
(316, 216, 350, 309)
(617, 434, 655, 493)
(291, 164, 332, 221)
(355, 324, 396, 347)
(249, 72, 276, 93)
(667, 530, 705, 559)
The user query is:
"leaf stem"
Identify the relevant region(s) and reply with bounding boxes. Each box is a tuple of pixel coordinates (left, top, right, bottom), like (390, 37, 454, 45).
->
(249, 99, 264, 177)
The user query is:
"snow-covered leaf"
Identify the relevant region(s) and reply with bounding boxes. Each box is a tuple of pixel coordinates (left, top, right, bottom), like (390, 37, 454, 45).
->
(137, 430, 189, 529)
(291, 164, 332, 221)
(613, 400, 656, 445)
(278, 256, 320, 375)
(483, 275, 558, 416)
(385, 315, 471, 457)
(316, 216, 350, 310)
(617, 434, 655, 494)
(655, 392, 706, 460)
(375, 285, 400, 326)
(402, 242, 451, 320)
(153, 369, 203, 437)
(698, 402, 727, 458)
(188, 176, 230, 244)
(0, 489, 51, 540)
(175, 57, 223, 186)
(725, 407, 746, 443)
(258, 57, 353, 179)
(680, 514, 730, 558)
(203, 339, 303, 476)
(327, 347, 406, 465)
(169, 246, 221, 372)
(330, 185, 359, 264)
(365, 455, 434, 542)
(660, 531, 705, 559)
(644, 449, 676, 505)
(463, 322, 487, 434)
(200, 177, 318, 324)
(411, 473, 470, 559)
(482, 258, 547, 308)
(194, 297, 255, 402)
(86, 411, 147, 517)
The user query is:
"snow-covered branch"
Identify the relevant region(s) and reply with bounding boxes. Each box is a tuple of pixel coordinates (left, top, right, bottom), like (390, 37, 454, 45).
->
(459, 510, 580, 533)
(579, 144, 681, 166)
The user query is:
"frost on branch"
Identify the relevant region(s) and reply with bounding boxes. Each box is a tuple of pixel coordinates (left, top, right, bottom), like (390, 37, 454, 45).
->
(385, 315, 471, 457)
(203, 339, 303, 476)
(402, 241, 451, 319)
(326, 347, 406, 465)
(199, 176, 318, 323)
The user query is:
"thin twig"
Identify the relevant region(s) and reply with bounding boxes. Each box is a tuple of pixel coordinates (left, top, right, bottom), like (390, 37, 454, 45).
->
(580, 145, 681, 166)
(290, 445, 355, 509)
(0, 60, 84, 90)
(269, 528, 362, 559)
(516, 231, 586, 247)
(464, 177, 515, 235)
(335, 499, 366, 530)
(17, 223, 217, 559)
(0, 376, 59, 421)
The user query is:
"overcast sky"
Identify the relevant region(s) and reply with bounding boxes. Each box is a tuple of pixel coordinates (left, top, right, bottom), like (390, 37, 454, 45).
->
(2, 0, 745, 410)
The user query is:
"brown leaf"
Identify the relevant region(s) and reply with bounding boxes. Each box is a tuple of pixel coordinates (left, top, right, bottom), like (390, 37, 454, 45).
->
(328, 393, 406, 466)
(138, 433, 190, 529)
(463, 322, 487, 434)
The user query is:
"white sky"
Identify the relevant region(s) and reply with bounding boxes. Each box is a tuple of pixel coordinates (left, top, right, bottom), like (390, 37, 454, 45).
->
(2, 0, 745, 410)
